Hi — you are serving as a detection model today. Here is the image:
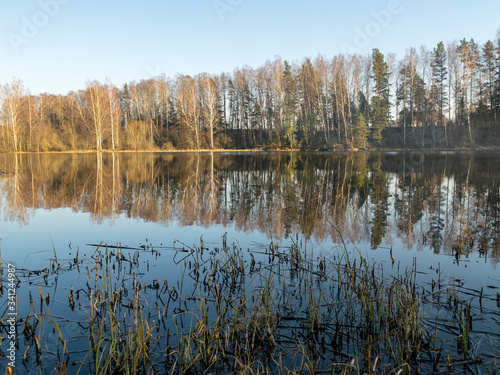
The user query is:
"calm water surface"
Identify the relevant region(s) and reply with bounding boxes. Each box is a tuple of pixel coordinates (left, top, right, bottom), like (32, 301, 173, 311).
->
(1, 151, 500, 373)
(1, 152, 499, 282)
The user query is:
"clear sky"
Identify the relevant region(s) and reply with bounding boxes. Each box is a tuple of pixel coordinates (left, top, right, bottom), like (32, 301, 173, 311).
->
(1, 0, 499, 95)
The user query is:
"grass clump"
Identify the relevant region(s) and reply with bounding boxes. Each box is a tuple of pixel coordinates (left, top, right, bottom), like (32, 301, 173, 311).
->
(4, 239, 500, 374)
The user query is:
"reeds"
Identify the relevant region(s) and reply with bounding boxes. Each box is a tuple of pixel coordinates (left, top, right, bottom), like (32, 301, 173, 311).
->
(5, 238, 500, 374)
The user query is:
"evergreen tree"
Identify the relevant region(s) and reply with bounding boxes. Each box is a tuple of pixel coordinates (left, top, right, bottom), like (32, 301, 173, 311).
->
(371, 49, 390, 143)
(431, 42, 448, 133)
(353, 113, 369, 149)
(482, 40, 496, 126)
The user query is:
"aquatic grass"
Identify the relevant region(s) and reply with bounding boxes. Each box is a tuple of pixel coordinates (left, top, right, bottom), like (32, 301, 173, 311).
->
(171, 312, 200, 375)
(44, 309, 70, 371)
(5, 237, 500, 374)
(457, 300, 473, 359)
(76, 247, 158, 374)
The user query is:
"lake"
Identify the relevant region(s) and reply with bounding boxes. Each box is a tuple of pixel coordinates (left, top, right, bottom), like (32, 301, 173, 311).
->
(2, 151, 499, 271)
(1, 151, 499, 373)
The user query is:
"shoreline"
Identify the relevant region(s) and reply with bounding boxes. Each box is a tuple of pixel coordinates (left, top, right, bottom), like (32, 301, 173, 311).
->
(2, 145, 500, 155)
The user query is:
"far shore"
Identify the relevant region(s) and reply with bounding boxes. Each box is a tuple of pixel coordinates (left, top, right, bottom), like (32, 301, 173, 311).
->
(2, 145, 500, 155)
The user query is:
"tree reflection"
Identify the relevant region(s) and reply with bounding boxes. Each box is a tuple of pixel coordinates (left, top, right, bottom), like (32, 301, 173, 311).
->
(1, 152, 499, 260)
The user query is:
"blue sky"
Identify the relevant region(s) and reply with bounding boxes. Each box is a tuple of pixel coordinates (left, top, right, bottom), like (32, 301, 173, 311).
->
(1, 0, 499, 95)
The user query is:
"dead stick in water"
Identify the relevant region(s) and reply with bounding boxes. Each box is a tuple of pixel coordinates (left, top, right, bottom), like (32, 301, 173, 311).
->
(445, 356, 482, 367)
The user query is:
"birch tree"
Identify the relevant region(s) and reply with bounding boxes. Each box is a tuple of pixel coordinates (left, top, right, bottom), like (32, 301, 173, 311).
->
(176, 75, 201, 148)
(106, 79, 122, 150)
(457, 39, 480, 143)
(84, 81, 108, 151)
(199, 74, 220, 149)
(1, 79, 25, 151)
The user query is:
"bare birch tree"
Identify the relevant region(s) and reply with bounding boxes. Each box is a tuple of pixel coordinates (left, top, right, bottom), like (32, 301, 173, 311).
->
(0, 79, 25, 151)
(199, 74, 220, 149)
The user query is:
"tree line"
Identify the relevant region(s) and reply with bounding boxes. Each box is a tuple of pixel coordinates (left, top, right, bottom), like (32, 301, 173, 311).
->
(1, 35, 500, 152)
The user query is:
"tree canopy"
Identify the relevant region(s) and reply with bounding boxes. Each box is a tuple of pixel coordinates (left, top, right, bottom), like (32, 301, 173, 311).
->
(1, 34, 500, 152)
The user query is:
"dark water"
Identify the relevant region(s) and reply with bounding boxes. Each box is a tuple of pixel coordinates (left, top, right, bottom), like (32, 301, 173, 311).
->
(1, 152, 500, 373)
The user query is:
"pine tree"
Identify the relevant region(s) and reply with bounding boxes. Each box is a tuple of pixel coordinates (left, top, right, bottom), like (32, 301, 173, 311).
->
(432, 42, 448, 142)
(371, 49, 390, 143)
(353, 113, 369, 149)
(482, 40, 496, 127)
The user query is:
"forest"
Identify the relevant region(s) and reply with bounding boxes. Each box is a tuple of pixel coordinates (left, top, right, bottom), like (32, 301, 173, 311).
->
(1, 36, 500, 152)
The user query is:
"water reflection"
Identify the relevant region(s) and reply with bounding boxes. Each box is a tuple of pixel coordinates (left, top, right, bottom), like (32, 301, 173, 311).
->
(1, 152, 499, 260)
